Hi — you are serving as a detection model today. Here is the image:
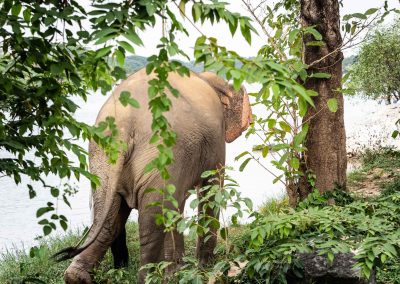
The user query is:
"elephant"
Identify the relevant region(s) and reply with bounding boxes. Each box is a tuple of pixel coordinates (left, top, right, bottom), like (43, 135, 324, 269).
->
(55, 68, 253, 283)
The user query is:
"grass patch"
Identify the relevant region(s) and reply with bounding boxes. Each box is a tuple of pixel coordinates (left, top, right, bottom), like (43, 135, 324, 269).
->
(258, 196, 289, 216)
(347, 169, 366, 188)
(0, 222, 141, 284)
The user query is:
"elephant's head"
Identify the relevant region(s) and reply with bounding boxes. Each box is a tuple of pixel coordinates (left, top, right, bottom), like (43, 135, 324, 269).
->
(199, 72, 253, 143)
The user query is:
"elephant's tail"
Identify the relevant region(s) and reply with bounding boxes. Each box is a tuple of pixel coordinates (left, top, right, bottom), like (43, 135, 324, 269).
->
(53, 141, 126, 262)
(52, 224, 93, 261)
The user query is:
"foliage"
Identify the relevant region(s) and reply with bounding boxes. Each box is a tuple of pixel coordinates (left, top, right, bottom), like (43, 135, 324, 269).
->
(377, 257, 400, 284)
(234, 190, 400, 283)
(349, 18, 400, 102)
(0, 0, 125, 236)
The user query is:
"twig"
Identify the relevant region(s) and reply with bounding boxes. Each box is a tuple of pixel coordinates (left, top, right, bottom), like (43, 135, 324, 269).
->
(248, 152, 286, 186)
(172, 2, 205, 36)
(241, 0, 288, 61)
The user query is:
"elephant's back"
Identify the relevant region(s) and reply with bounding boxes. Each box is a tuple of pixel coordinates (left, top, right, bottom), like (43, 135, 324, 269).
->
(95, 68, 224, 140)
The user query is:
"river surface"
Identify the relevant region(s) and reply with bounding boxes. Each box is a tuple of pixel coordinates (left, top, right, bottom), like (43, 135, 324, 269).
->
(0, 85, 397, 253)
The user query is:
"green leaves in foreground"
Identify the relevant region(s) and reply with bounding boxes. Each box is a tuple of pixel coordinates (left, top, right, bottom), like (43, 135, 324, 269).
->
(119, 91, 140, 108)
(242, 190, 400, 281)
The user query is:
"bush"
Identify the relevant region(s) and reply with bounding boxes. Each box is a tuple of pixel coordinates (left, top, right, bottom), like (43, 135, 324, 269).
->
(233, 190, 400, 283)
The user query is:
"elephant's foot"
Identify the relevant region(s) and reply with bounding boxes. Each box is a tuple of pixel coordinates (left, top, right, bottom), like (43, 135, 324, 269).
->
(64, 261, 93, 284)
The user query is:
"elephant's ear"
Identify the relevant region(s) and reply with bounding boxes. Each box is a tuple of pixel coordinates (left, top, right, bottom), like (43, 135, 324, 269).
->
(199, 72, 252, 143)
(198, 72, 233, 107)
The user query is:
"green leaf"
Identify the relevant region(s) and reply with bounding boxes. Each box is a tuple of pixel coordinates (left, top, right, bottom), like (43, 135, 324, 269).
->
(60, 220, 68, 231)
(23, 8, 31, 22)
(94, 28, 118, 40)
(11, 3, 22, 16)
(36, 207, 53, 218)
(201, 170, 217, 178)
(307, 27, 322, 40)
(290, 158, 300, 170)
(279, 121, 291, 132)
(365, 8, 378, 16)
(220, 228, 227, 240)
(50, 187, 59, 197)
(118, 40, 135, 54)
(352, 13, 367, 20)
(327, 252, 334, 264)
(124, 30, 144, 46)
(327, 98, 338, 113)
(192, 4, 201, 22)
(294, 124, 309, 147)
(95, 46, 112, 59)
(119, 91, 140, 108)
(235, 151, 249, 161)
(50, 64, 63, 75)
(179, 0, 186, 17)
(293, 85, 315, 107)
(240, 18, 252, 44)
(262, 146, 269, 158)
(310, 72, 331, 79)
(115, 49, 125, 66)
(298, 97, 308, 117)
(43, 225, 52, 236)
(288, 29, 300, 44)
(239, 158, 251, 172)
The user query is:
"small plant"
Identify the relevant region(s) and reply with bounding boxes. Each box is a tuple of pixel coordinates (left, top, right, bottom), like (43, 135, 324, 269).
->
(259, 196, 290, 216)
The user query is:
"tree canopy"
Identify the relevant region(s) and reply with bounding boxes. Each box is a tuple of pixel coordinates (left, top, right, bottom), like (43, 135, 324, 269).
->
(350, 18, 400, 103)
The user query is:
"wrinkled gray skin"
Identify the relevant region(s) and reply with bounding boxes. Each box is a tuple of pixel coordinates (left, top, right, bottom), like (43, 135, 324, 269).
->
(60, 69, 252, 284)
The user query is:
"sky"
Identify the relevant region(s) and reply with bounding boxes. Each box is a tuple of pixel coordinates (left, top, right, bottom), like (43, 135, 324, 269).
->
(127, 0, 400, 59)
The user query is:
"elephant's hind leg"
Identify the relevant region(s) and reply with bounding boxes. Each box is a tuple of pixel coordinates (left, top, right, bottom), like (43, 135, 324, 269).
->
(64, 194, 124, 284)
(138, 204, 166, 283)
(111, 198, 131, 269)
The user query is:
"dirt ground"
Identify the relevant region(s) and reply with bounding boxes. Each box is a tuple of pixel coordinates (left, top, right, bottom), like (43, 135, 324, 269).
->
(347, 156, 400, 197)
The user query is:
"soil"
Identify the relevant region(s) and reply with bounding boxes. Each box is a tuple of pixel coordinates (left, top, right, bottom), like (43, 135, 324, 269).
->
(347, 158, 399, 197)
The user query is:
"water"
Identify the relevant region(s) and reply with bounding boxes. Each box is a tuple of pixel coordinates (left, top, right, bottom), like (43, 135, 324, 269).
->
(0, 87, 396, 253)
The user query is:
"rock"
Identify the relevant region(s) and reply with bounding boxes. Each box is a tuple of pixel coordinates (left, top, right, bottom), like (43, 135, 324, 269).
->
(288, 252, 376, 284)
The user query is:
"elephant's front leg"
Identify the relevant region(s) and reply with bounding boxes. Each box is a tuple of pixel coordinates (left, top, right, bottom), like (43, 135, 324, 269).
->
(64, 194, 124, 284)
(163, 229, 185, 276)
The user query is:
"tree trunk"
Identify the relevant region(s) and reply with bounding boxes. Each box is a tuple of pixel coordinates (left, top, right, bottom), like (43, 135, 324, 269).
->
(299, 0, 347, 195)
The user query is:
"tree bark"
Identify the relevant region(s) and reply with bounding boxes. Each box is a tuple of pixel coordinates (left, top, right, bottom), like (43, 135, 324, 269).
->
(299, 0, 347, 194)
